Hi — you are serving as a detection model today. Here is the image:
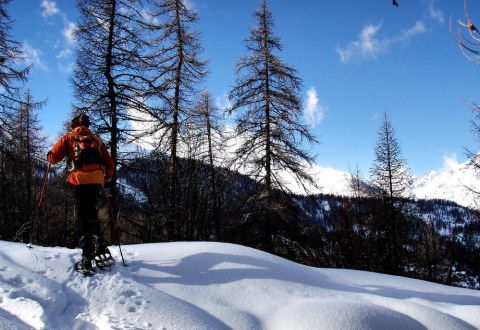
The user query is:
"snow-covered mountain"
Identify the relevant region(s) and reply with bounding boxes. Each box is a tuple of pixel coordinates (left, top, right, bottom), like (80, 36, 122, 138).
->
(283, 158, 479, 209)
(412, 158, 479, 209)
(0, 240, 479, 329)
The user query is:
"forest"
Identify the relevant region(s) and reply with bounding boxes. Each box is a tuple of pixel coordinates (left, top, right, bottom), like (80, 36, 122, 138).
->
(0, 0, 479, 289)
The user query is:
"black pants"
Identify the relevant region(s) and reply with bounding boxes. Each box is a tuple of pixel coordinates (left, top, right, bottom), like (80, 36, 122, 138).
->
(73, 184, 102, 258)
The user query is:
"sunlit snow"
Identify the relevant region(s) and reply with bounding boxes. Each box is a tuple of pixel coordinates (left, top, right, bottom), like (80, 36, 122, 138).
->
(0, 240, 478, 329)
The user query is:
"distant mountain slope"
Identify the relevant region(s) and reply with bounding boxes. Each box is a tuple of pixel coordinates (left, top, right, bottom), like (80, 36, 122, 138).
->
(0, 241, 479, 329)
(412, 159, 479, 209)
(281, 160, 479, 208)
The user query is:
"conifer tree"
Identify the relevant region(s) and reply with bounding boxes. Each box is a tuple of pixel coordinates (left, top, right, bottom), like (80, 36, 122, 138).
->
(369, 113, 411, 274)
(72, 0, 157, 241)
(370, 114, 411, 202)
(0, 0, 29, 129)
(229, 0, 317, 197)
(190, 90, 224, 238)
(228, 0, 317, 249)
(454, 1, 480, 204)
(144, 0, 207, 238)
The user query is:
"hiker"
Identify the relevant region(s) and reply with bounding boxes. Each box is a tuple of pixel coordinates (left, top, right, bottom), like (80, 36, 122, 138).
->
(47, 114, 115, 271)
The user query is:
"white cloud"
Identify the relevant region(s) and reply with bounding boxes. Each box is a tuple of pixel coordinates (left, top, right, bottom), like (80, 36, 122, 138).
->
(56, 48, 72, 59)
(22, 42, 48, 71)
(394, 21, 427, 43)
(304, 87, 325, 128)
(442, 153, 460, 172)
(40, 0, 59, 17)
(337, 23, 386, 63)
(337, 21, 427, 63)
(422, 0, 444, 24)
(63, 21, 76, 45)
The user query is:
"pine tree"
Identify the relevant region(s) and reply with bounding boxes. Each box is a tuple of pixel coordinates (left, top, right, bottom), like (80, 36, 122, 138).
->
(229, 0, 317, 197)
(228, 0, 317, 249)
(72, 0, 157, 241)
(370, 113, 411, 201)
(144, 0, 207, 238)
(369, 113, 411, 274)
(190, 90, 224, 238)
(0, 0, 29, 129)
(454, 1, 480, 205)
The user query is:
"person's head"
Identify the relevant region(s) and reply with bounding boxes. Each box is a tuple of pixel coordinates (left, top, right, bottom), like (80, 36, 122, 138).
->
(71, 113, 90, 129)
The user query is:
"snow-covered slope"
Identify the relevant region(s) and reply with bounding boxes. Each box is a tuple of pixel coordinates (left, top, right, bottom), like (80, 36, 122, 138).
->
(283, 158, 479, 208)
(0, 240, 478, 329)
(412, 158, 479, 209)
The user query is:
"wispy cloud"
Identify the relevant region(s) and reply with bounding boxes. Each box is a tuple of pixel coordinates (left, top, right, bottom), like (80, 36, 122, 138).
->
(337, 23, 386, 63)
(22, 42, 48, 71)
(40, 0, 59, 17)
(422, 0, 444, 24)
(442, 153, 460, 171)
(337, 21, 427, 63)
(393, 21, 427, 43)
(56, 48, 72, 59)
(304, 87, 325, 128)
(63, 21, 76, 45)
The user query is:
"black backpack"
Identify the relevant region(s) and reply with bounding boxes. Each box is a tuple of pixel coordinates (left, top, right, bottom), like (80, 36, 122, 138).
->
(70, 131, 103, 171)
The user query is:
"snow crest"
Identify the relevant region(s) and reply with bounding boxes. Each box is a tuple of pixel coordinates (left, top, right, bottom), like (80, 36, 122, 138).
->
(0, 241, 478, 329)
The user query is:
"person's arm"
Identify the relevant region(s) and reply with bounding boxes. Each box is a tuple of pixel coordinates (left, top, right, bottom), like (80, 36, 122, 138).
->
(47, 135, 69, 164)
(100, 141, 115, 180)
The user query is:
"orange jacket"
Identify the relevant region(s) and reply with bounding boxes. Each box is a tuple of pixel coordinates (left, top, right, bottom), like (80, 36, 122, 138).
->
(48, 126, 115, 186)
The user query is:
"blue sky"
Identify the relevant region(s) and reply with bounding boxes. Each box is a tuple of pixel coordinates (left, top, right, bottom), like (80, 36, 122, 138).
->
(9, 0, 480, 176)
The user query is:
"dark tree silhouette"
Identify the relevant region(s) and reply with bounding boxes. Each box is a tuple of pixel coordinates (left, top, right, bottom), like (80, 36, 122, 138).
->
(369, 113, 412, 274)
(0, 0, 29, 129)
(143, 0, 207, 238)
(228, 0, 317, 249)
(229, 0, 317, 196)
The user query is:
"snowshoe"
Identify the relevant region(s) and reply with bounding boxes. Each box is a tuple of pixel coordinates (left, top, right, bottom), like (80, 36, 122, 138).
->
(94, 247, 115, 270)
(74, 257, 96, 277)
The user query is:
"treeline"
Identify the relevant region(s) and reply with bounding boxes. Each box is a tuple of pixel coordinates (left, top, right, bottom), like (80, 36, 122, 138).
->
(296, 194, 480, 289)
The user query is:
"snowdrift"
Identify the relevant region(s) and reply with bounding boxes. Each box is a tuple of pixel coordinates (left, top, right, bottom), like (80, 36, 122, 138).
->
(0, 240, 479, 329)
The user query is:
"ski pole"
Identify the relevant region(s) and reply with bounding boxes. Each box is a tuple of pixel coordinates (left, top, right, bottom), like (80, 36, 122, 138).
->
(103, 187, 127, 266)
(27, 162, 51, 248)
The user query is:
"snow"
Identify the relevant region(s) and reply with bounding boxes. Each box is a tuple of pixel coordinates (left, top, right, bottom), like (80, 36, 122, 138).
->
(0, 240, 479, 330)
(411, 157, 480, 209)
(282, 158, 480, 209)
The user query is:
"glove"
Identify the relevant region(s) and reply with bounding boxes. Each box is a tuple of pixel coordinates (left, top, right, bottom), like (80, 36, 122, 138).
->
(104, 177, 113, 187)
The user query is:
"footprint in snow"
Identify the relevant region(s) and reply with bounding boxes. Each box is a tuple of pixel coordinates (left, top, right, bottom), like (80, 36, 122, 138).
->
(120, 289, 137, 298)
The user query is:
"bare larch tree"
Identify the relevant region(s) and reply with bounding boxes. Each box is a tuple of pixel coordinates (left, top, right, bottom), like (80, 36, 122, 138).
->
(72, 0, 155, 242)
(453, 0, 480, 200)
(228, 0, 317, 197)
(228, 0, 317, 249)
(370, 113, 411, 274)
(0, 0, 29, 130)
(190, 90, 225, 238)
(144, 0, 207, 238)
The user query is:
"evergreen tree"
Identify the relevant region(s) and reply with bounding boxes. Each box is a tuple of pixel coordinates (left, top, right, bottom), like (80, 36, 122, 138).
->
(369, 113, 412, 274)
(228, 0, 317, 195)
(453, 1, 480, 203)
(228, 0, 317, 248)
(370, 113, 411, 201)
(144, 0, 207, 238)
(0, 0, 29, 129)
(72, 0, 158, 241)
(190, 90, 225, 238)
